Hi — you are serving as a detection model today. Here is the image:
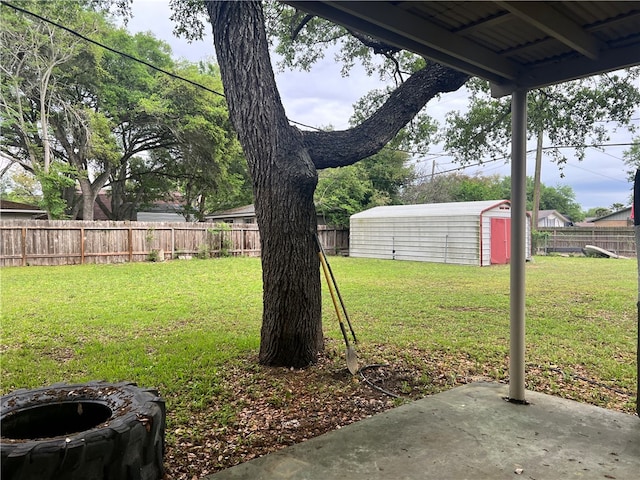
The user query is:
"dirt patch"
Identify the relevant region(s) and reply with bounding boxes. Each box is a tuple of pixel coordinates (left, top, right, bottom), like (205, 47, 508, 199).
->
(163, 340, 635, 479)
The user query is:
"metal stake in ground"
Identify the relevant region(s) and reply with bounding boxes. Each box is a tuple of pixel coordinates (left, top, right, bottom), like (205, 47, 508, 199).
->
(634, 169, 639, 416)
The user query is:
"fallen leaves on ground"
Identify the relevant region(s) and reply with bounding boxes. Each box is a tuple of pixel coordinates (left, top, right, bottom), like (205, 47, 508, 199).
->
(162, 340, 635, 479)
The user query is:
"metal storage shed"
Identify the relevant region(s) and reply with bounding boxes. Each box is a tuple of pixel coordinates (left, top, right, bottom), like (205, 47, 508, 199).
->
(350, 200, 530, 266)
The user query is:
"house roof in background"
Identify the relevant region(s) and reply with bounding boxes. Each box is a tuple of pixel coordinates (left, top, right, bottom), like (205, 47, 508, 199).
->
(590, 206, 632, 222)
(287, 1, 640, 95)
(206, 204, 256, 219)
(537, 209, 571, 223)
(0, 200, 46, 214)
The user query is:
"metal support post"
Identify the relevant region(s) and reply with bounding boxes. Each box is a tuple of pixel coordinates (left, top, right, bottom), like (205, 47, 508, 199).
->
(509, 89, 527, 403)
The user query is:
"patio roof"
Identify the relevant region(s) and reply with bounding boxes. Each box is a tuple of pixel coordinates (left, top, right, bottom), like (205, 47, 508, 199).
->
(287, 1, 640, 96)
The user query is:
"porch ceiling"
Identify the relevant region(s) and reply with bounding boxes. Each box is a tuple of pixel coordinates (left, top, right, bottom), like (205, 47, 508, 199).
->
(286, 1, 640, 95)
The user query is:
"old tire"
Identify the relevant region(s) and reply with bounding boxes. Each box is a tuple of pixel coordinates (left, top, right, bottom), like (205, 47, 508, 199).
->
(1, 381, 165, 480)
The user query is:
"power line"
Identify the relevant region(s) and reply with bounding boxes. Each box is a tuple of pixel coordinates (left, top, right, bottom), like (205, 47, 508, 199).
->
(1, 0, 227, 98)
(413, 140, 636, 181)
(564, 162, 630, 183)
(412, 155, 510, 180)
(587, 146, 624, 162)
(3, 1, 354, 135)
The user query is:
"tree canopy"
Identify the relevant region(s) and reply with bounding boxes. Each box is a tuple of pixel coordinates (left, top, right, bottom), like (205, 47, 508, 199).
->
(1, 0, 248, 220)
(315, 148, 413, 227)
(623, 137, 640, 182)
(444, 74, 640, 166)
(402, 172, 584, 222)
(442, 73, 640, 226)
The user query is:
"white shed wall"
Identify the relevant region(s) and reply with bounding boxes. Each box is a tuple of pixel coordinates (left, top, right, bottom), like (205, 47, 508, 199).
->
(350, 201, 531, 266)
(350, 214, 482, 266)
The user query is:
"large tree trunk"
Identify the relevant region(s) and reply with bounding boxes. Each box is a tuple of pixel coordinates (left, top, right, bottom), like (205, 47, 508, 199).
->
(77, 168, 110, 220)
(208, 0, 322, 367)
(78, 177, 96, 221)
(207, 0, 469, 368)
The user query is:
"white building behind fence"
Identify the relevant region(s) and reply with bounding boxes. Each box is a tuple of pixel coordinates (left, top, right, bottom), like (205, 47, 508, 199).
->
(349, 200, 531, 266)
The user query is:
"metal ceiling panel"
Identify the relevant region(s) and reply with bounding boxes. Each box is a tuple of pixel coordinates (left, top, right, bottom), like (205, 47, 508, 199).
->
(287, 1, 640, 95)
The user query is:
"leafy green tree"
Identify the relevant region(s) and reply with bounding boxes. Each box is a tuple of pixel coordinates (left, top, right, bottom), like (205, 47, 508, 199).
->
(1, 2, 169, 219)
(538, 184, 584, 222)
(2, 1, 245, 221)
(151, 63, 249, 221)
(84, 27, 178, 220)
(202, 159, 253, 214)
(360, 148, 414, 202)
(37, 162, 78, 219)
(453, 175, 503, 202)
(444, 73, 640, 226)
(315, 165, 373, 228)
(1, 0, 106, 217)
(0, 165, 40, 204)
(623, 137, 640, 181)
(585, 207, 612, 218)
(315, 147, 414, 227)
(499, 176, 584, 222)
(99, 60, 250, 221)
(402, 172, 461, 204)
(403, 172, 583, 221)
(402, 173, 505, 205)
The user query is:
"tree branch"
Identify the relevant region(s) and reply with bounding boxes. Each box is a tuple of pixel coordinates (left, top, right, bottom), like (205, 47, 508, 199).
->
(345, 28, 401, 56)
(302, 63, 469, 169)
(291, 13, 314, 40)
(384, 51, 404, 85)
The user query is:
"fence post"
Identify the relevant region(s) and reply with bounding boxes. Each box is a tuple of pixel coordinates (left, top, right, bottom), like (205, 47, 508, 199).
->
(21, 227, 26, 266)
(80, 227, 85, 265)
(171, 228, 175, 259)
(128, 227, 133, 263)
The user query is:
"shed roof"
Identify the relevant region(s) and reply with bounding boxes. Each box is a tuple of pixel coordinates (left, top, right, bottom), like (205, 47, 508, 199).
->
(351, 200, 509, 219)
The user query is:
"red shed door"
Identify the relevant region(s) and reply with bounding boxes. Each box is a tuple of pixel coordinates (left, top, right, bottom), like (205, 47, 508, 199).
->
(490, 218, 511, 264)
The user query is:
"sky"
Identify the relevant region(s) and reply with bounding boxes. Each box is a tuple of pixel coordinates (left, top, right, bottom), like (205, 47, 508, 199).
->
(125, 1, 638, 212)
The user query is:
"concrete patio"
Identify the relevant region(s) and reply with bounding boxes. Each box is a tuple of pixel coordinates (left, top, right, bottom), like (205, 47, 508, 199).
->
(207, 382, 639, 480)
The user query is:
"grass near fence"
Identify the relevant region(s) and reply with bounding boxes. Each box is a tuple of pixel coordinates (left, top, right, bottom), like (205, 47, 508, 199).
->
(1, 255, 637, 417)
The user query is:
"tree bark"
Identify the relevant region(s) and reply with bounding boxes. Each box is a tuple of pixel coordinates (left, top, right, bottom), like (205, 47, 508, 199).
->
(302, 64, 468, 168)
(208, 0, 322, 367)
(77, 169, 110, 221)
(206, 0, 469, 368)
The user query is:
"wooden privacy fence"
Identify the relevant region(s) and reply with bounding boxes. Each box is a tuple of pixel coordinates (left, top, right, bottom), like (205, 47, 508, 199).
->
(2, 221, 634, 266)
(0, 220, 349, 267)
(538, 227, 636, 257)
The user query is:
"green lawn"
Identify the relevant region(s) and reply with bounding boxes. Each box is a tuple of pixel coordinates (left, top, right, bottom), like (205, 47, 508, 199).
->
(1, 255, 637, 417)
